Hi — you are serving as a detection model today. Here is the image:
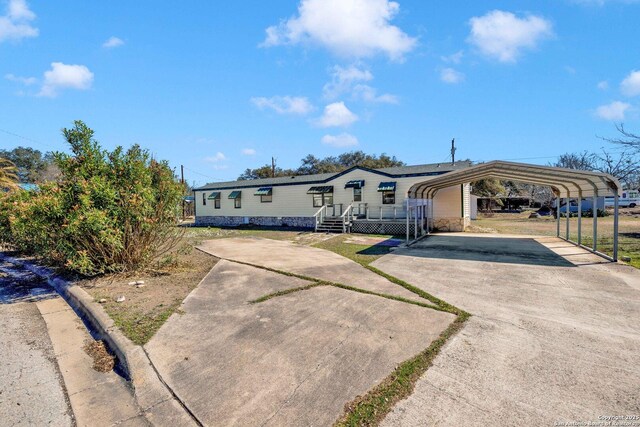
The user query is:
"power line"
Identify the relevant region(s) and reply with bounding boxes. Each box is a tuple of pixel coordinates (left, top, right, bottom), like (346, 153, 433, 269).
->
(0, 128, 58, 151)
(182, 166, 226, 182)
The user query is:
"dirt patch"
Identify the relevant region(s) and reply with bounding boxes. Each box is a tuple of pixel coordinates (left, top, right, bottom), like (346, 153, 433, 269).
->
(83, 340, 115, 373)
(465, 224, 498, 234)
(79, 244, 218, 345)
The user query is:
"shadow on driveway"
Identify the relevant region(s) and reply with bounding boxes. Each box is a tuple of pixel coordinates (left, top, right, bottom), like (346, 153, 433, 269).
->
(402, 234, 576, 267)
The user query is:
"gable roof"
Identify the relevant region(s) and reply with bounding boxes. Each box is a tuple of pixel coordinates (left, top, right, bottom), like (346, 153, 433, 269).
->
(194, 161, 472, 191)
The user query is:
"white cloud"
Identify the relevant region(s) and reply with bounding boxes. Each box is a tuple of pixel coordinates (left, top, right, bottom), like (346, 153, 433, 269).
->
(597, 80, 609, 90)
(0, 0, 38, 43)
(5, 73, 36, 85)
(204, 152, 226, 163)
(323, 64, 373, 99)
(323, 64, 397, 104)
(321, 133, 359, 147)
(620, 70, 640, 97)
(38, 62, 94, 98)
(467, 10, 553, 63)
(441, 50, 464, 64)
(595, 101, 631, 121)
(242, 148, 256, 155)
(261, 0, 417, 61)
(352, 84, 398, 103)
(103, 36, 124, 48)
(440, 68, 465, 84)
(251, 96, 314, 115)
(315, 102, 359, 127)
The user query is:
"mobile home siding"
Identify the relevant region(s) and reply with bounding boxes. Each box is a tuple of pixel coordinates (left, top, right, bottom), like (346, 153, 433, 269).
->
(194, 169, 464, 220)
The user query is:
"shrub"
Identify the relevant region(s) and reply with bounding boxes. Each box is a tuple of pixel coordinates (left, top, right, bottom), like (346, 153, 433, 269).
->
(0, 121, 185, 276)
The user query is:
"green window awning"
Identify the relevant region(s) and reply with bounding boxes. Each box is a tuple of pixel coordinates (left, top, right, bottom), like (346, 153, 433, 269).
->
(228, 191, 242, 199)
(344, 180, 365, 189)
(207, 192, 221, 200)
(307, 186, 333, 194)
(377, 182, 397, 192)
(254, 187, 272, 196)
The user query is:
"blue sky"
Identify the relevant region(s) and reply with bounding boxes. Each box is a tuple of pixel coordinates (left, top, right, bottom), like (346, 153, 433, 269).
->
(1, 0, 639, 185)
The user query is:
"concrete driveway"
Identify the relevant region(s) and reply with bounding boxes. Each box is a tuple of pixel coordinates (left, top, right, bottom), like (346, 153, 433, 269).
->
(373, 233, 640, 426)
(144, 239, 454, 426)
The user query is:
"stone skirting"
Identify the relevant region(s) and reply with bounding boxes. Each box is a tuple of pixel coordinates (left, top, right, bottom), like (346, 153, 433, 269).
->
(431, 217, 467, 232)
(195, 215, 315, 229)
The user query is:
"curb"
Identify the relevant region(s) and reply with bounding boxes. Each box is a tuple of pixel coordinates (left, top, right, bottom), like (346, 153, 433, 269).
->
(0, 254, 198, 426)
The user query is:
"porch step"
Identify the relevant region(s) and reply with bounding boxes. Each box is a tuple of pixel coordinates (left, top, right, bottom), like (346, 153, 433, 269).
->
(316, 218, 351, 233)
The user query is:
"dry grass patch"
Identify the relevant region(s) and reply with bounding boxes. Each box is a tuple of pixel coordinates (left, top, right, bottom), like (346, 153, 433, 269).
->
(83, 340, 115, 373)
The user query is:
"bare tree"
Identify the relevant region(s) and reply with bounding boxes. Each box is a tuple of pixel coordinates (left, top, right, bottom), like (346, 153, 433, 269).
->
(602, 124, 640, 152)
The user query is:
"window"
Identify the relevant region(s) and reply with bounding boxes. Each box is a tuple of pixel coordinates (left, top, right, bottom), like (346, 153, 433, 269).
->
(353, 188, 362, 202)
(382, 191, 395, 205)
(234, 198, 241, 209)
(202, 193, 206, 206)
(312, 193, 333, 207)
(261, 194, 272, 203)
(214, 198, 221, 209)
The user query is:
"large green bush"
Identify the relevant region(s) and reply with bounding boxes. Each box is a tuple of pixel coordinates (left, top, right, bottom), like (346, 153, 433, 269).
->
(0, 121, 185, 275)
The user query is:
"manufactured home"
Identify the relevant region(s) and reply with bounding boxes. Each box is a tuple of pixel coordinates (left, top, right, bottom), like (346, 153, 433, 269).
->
(193, 161, 473, 235)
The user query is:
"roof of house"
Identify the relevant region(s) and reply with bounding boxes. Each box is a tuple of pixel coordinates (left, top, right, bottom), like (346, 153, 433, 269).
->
(194, 161, 473, 191)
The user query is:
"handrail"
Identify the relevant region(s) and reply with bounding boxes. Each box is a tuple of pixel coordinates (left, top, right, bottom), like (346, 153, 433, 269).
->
(340, 204, 353, 233)
(313, 205, 327, 232)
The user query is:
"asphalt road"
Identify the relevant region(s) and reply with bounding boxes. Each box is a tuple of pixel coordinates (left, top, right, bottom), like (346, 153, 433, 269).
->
(0, 277, 73, 426)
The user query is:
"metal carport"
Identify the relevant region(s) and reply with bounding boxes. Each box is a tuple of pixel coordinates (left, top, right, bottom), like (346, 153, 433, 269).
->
(407, 161, 622, 261)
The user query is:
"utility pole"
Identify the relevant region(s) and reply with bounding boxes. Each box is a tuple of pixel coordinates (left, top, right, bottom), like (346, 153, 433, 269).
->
(271, 157, 276, 178)
(181, 165, 185, 220)
(451, 138, 456, 165)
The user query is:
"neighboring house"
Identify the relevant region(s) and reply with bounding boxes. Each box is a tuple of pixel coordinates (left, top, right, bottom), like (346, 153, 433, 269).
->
(193, 162, 473, 234)
(1, 183, 39, 192)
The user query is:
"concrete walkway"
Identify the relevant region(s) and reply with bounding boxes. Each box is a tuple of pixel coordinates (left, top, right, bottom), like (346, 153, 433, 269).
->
(373, 234, 640, 426)
(145, 258, 454, 426)
(0, 300, 73, 427)
(197, 237, 424, 302)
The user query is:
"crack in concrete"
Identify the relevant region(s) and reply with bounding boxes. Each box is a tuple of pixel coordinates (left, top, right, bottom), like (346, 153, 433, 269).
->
(141, 346, 204, 427)
(260, 321, 365, 427)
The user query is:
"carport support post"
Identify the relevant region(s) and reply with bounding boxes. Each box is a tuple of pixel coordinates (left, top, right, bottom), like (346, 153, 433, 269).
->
(593, 195, 598, 252)
(613, 191, 619, 261)
(565, 196, 570, 240)
(405, 200, 410, 243)
(413, 199, 418, 239)
(577, 191, 582, 246)
(556, 197, 560, 237)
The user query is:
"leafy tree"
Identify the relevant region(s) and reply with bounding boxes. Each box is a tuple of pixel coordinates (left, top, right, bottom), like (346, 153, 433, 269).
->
(237, 164, 297, 180)
(0, 121, 185, 276)
(0, 158, 19, 190)
(238, 150, 406, 180)
(471, 178, 507, 208)
(0, 146, 54, 183)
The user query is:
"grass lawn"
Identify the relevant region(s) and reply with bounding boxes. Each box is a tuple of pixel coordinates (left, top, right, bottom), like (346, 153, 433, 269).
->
(471, 211, 640, 268)
(312, 234, 397, 266)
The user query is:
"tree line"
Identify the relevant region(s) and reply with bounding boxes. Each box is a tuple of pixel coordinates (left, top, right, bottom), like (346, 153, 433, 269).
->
(238, 151, 405, 180)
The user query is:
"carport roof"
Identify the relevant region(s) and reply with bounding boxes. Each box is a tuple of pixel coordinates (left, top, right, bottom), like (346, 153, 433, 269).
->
(408, 160, 621, 198)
